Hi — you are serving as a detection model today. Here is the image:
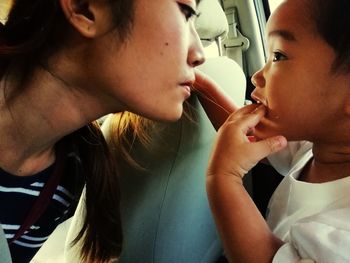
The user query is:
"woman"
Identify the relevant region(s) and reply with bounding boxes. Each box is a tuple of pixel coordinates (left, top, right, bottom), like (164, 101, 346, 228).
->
(0, 0, 204, 262)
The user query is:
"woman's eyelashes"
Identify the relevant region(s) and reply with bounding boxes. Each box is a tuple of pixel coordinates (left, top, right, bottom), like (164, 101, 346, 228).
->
(178, 3, 200, 21)
(272, 51, 287, 62)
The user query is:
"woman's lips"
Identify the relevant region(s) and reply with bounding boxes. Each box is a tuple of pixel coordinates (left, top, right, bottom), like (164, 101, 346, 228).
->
(180, 81, 194, 98)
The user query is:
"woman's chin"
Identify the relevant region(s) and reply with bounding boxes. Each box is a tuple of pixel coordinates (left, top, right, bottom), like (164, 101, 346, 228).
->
(152, 110, 183, 123)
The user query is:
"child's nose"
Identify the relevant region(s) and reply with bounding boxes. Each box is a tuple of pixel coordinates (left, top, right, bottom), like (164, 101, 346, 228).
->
(251, 68, 265, 88)
(250, 68, 266, 103)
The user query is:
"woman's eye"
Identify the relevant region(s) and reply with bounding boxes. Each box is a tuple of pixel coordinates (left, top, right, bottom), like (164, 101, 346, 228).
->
(272, 51, 287, 62)
(178, 3, 200, 21)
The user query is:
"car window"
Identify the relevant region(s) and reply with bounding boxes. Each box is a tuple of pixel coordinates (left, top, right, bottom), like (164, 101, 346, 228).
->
(268, 0, 284, 13)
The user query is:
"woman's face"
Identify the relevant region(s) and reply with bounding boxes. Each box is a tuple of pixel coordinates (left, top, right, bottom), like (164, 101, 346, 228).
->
(92, 0, 205, 121)
(250, 0, 350, 142)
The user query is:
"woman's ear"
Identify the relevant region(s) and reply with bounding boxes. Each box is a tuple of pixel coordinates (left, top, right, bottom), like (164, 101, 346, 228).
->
(60, 0, 100, 38)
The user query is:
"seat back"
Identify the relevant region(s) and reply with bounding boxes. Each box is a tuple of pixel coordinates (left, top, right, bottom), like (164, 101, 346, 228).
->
(0, 226, 11, 263)
(114, 104, 222, 262)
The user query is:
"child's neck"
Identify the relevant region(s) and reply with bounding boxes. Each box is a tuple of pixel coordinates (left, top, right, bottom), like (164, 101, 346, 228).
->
(299, 143, 350, 183)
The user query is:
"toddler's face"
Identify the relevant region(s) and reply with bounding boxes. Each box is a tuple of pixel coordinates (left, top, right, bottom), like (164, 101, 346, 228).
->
(250, 0, 349, 142)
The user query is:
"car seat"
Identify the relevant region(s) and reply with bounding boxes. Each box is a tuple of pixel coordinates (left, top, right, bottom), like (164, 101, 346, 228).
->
(0, 227, 11, 263)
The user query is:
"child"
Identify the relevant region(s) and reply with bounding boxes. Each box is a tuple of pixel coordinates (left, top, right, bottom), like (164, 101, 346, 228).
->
(206, 0, 350, 262)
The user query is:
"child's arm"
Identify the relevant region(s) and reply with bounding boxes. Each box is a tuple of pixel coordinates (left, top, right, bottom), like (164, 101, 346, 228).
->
(206, 104, 287, 262)
(194, 69, 239, 131)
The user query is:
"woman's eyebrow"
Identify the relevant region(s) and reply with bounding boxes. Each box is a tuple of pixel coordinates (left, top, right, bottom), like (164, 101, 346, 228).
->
(268, 29, 297, 42)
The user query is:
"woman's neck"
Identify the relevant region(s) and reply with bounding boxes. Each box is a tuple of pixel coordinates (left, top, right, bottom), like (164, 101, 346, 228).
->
(0, 66, 110, 176)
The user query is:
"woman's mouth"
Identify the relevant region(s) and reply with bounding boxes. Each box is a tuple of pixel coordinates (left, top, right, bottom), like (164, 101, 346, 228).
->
(180, 81, 194, 98)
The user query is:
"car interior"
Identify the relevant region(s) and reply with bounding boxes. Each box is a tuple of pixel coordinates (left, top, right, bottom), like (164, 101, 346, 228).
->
(0, 0, 285, 262)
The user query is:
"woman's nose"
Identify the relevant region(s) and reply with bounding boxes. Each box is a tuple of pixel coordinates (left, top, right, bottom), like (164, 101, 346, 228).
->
(191, 51, 205, 67)
(188, 27, 205, 67)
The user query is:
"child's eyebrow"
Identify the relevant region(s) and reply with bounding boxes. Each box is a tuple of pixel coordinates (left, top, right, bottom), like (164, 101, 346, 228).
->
(268, 29, 297, 42)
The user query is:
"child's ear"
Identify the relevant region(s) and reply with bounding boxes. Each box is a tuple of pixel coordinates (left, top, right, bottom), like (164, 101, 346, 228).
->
(59, 0, 104, 38)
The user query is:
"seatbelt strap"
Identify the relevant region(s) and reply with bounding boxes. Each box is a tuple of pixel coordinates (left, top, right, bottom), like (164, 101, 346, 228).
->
(221, 6, 250, 71)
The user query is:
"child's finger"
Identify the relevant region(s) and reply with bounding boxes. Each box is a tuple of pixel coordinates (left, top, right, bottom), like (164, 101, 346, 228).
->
(223, 104, 266, 126)
(253, 135, 287, 159)
(224, 104, 266, 134)
(226, 103, 261, 120)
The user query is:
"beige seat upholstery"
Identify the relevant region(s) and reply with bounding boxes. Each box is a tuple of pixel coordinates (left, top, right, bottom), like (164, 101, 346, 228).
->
(197, 55, 246, 107)
(195, 0, 229, 47)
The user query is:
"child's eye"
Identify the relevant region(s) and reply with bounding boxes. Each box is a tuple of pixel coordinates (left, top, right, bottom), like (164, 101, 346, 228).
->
(178, 3, 200, 21)
(272, 51, 287, 62)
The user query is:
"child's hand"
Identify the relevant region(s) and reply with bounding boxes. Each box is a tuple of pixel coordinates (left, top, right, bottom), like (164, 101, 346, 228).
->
(207, 104, 287, 180)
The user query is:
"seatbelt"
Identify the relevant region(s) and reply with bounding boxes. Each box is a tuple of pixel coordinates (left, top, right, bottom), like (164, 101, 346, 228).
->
(221, 6, 250, 72)
(9, 142, 66, 244)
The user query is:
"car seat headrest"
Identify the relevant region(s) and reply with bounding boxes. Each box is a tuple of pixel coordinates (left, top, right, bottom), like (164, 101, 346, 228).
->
(195, 0, 229, 47)
(197, 56, 246, 107)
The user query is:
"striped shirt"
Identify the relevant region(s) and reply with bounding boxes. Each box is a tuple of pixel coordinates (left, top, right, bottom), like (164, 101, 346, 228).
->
(0, 164, 76, 263)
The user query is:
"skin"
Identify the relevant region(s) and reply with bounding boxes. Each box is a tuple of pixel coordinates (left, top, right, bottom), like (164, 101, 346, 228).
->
(251, 0, 350, 182)
(205, 0, 350, 262)
(77, 0, 206, 121)
(0, 0, 204, 176)
(251, 0, 349, 144)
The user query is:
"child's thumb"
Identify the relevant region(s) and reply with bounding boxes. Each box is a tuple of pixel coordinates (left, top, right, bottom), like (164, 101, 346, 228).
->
(256, 135, 287, 158)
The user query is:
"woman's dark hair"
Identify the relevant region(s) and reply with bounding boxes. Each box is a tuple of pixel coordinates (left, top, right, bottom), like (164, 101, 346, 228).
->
(0, 0, 135, 81)
(309, 0, 350, 73)
(0, 0, 135, 261)
(69, 122, 123, 262)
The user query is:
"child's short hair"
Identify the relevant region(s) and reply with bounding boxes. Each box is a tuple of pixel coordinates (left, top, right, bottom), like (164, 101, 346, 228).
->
(309, 0, 350, 73)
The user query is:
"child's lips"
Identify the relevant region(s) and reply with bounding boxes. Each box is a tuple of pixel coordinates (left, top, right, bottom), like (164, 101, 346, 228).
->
(254, 100, 269, 114)
(254, 101, 279, 120)
(256, 99, 268, 107)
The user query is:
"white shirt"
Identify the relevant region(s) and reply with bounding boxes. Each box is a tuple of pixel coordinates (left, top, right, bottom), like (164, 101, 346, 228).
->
(33, 142, 350, 262)
(267, 142, 350, 263)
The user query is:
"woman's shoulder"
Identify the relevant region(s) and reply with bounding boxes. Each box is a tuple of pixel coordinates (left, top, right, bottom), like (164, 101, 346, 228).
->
(32, 188, 87, 263)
